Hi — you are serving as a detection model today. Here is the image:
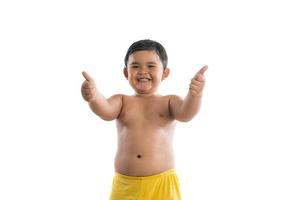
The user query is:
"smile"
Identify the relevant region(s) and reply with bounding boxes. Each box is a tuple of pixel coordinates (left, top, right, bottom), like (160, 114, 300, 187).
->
(137, 78, 151, 82)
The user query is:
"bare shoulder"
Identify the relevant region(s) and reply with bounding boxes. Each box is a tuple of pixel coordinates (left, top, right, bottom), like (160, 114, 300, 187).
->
(107, 93, 124, 108)
(165, 94, 184, 109)
(107, 93, 124, 101)
(109, 93, 124, 98)
(117, 94, 133, 103)
(165, 95, 184, 119)
(166, 94, 183, 104)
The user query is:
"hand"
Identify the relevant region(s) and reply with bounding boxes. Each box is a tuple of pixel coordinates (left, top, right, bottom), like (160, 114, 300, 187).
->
(81, 71, 98, 102)
(189, 65, 208, 96)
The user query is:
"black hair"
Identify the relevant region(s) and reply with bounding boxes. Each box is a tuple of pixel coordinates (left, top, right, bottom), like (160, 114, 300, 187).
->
(124, 39, 168, 69)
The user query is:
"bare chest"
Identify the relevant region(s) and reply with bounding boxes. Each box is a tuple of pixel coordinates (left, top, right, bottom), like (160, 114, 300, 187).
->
(117, 95, 173, 128)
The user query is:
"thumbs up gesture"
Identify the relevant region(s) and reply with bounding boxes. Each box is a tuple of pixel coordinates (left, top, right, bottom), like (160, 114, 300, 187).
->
(189, 65, 208, 96)
(81, 71, 98, 102)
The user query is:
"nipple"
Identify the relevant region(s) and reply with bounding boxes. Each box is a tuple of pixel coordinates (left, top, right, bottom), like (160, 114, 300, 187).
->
(137, 154, 142, 159)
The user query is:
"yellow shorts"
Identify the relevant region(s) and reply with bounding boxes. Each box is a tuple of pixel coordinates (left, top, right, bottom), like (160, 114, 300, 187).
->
(109, 168, 182, 200)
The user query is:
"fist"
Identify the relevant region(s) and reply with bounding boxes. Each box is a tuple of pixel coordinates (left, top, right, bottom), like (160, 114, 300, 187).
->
(189, 65, 208, 96)
(81, 71, 97, 102)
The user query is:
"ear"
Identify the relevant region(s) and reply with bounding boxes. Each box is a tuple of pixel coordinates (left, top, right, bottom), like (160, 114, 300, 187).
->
(123, 67, 128, 79)
(162, 68, 170, 80)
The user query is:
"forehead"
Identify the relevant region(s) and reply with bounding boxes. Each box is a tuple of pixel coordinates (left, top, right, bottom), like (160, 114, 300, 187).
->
(128, 50, 161, 64)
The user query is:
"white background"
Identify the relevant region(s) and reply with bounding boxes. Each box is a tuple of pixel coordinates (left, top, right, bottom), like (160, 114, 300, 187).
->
(0, 0, 299, 199)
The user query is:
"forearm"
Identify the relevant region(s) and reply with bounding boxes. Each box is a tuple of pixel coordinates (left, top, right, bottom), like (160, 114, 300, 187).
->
(88, 91, 112, 120)
(170, 65, 207, 122)
(179, 92, 203, 121)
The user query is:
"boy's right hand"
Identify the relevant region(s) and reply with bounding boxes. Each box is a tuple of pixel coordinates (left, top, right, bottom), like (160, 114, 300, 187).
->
(81, 71, 98, 103)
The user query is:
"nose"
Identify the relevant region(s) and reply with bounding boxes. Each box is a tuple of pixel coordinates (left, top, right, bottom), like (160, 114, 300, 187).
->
(137, 66, 148, 74)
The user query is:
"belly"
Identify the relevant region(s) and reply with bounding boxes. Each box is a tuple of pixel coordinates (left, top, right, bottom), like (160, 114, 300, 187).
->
(114, 130, 175, 176)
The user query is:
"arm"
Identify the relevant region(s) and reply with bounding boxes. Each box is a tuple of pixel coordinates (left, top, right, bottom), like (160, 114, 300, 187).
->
(169, 94, 203, 122)
(169, 65, 208, 122)
(88, 93, 123, 121)
(81, 71, 123, 121)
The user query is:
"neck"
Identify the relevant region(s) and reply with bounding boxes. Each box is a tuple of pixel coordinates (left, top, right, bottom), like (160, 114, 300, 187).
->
(134, 91, 159, 97)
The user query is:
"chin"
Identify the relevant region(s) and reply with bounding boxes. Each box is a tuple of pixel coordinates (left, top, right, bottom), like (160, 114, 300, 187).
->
(136, 90, 148, 94)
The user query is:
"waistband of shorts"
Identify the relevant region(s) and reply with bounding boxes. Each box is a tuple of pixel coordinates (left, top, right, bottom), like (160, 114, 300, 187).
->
(114, 168, 177, 180)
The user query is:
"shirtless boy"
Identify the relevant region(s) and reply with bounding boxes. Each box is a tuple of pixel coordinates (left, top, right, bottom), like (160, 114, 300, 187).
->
(81, 39, 208, 200)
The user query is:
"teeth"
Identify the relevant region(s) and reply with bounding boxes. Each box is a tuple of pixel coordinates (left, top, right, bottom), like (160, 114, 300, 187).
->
(138, 78, 150, 81)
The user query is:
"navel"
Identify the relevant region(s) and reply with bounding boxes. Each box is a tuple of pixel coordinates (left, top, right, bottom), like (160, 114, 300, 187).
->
(137, 154, 142, 159)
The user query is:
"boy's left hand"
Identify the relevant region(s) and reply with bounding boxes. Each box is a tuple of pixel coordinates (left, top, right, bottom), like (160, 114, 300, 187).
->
(189, 65, 208, 96)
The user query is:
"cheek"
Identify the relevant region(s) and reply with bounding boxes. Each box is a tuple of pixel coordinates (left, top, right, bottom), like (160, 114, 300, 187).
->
(155, 71, 164, 79)
(128, 70, 136, 78)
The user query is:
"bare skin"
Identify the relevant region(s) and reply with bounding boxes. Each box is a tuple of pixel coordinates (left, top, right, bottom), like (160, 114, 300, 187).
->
(114, 94, 176, 176)
(81, 50, 208, 176)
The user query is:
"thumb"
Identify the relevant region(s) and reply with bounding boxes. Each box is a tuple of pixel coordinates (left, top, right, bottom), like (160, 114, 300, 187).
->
(82, 71, 94, 82)
(197, 65, 208, 76)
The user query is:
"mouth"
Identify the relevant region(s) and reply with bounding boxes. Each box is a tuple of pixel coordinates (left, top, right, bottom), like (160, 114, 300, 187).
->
(137, 77, 152, 82)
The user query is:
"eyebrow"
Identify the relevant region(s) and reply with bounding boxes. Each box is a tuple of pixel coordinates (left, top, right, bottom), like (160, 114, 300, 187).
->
(129, 61, 158, 65)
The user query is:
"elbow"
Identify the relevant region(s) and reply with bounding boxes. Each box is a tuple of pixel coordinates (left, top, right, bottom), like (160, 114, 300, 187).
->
(174, 106, 200, 122)
(100, 117, 115, 121)
(177, 118, 192, 122)
(98, 114, 116, 121)
(175, 111, 199, 122)
(175, 115, 194, 122)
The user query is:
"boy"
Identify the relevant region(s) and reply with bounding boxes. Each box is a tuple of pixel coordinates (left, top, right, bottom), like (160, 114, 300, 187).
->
(81, 39, 208, 200)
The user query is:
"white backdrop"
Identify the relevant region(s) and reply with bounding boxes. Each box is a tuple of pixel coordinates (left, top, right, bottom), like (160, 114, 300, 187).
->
(0, 0, 299, 199)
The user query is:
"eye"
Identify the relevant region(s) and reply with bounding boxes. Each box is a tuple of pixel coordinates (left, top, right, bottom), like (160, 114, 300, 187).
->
(131, 65, 139, 68)
(148, 65, 155, 68)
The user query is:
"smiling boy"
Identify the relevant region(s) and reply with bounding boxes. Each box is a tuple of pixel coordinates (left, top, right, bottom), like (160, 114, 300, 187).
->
(81, 39, 208, 200)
